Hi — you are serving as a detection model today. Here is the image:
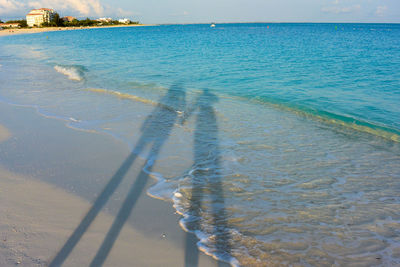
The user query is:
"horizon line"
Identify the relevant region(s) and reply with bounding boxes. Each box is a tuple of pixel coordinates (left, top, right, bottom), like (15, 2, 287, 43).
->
(158, 21, 400, 25)
(1, 16, 399, 25)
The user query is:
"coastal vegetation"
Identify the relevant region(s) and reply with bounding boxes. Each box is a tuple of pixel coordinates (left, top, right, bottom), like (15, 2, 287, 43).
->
(41, 13, 63, 27)
(1, 14, 139, 29)
(62, 18, 139, 27)
(42, 13, 139, 27)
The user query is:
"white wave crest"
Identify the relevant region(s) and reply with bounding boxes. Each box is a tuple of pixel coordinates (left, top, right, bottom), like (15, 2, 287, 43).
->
(54, 65, 83, 81)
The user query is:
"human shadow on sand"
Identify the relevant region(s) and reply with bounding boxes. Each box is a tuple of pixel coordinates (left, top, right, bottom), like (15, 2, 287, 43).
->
(49, 83, 186, 267)
(182, 89, 232, 267)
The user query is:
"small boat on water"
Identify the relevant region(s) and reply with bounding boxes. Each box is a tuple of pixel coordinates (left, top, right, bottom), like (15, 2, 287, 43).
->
(210, 23, 216, 28)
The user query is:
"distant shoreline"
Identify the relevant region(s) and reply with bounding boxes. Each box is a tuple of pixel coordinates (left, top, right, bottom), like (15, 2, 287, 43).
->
(158, 21, 400, 25)
(1, 22, 398, 37)
(0, 24, 152, 37)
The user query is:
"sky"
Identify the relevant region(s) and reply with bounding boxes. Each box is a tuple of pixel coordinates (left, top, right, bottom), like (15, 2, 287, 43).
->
(0, 0, 399, 24)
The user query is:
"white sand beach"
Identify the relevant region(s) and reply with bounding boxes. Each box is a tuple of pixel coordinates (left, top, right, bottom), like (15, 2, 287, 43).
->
(0, 24, 150, 37)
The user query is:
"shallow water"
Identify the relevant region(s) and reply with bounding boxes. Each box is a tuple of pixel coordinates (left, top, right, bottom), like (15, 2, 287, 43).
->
(1, 23, 400, 266)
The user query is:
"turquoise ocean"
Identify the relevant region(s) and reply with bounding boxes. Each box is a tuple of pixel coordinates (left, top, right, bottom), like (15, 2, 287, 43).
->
(1, 23, 400, 266)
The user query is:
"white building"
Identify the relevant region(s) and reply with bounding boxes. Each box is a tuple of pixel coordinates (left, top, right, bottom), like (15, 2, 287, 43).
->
(0, 23, 20, 28)
(118, 18, 131, 24)
(97, 18, 113, 23)
(26, 8, 55, 27)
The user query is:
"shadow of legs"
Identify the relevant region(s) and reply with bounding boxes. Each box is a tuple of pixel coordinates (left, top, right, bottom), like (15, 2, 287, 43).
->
(90, 168, 150, 267)
(50, 83, 186, 266)
(183, 89, 231, 267)
(49, 150, 141, 267)
(185, 231, 200, 267)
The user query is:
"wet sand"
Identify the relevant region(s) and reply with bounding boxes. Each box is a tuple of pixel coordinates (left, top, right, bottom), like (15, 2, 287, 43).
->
(0, 102, 225, 266)
(0, 24, 150, 37)
(0, 165, 181, 266)
(0, 124, 10, 142)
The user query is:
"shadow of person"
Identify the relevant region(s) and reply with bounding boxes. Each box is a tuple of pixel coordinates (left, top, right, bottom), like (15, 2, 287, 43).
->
(183, 89, 231, 267)
(49, 83, 186, 267)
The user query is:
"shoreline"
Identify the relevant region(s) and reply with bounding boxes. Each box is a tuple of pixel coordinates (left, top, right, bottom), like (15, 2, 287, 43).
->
(0, 124, 10, 143)
(0, 101, 226, 266)
(0, 164, 182, 266)
(0, 24, 153, 37)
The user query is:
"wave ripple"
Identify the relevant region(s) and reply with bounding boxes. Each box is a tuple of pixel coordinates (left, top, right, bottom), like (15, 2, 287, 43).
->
(54, 65, 86, 81)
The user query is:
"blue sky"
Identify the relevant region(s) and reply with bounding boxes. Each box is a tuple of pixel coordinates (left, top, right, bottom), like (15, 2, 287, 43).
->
(0, 0, 399, 23)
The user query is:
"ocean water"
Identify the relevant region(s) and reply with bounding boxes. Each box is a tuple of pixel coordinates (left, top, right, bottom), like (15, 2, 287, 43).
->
(1, 23, 400, 266)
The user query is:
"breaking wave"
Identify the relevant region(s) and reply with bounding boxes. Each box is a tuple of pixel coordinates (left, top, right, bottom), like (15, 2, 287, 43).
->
(54, 65, 86, 81)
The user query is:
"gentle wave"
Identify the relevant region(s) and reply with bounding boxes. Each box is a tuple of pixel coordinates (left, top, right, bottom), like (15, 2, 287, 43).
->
(174, 188, 241, 267)
(87, 88, 182, 114)
(218, 92, 400, 143)
(54, 65, 86, 81)
(252, 97, 400, 143)
(90, 86, 400, 143)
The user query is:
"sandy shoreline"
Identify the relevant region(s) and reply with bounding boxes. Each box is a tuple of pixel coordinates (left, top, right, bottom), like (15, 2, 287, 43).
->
(0, 24, 152, 37)
(0, 124, 10, 142)
(0, 102, 225, 266)
(0, 165, 181, 266)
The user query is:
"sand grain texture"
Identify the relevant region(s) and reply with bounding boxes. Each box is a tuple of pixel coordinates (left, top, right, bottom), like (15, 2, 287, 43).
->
(0, 166, 188, 266)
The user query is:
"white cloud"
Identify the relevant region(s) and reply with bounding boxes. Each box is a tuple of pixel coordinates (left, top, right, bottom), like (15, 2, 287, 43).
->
(0, 0, 24, 14)
(375, 5, 387, 17)
(322, 4, 361, 14)
(0, 0, 105, 16)
(28, 0, 104, 16)
(0, 0, 139, 19)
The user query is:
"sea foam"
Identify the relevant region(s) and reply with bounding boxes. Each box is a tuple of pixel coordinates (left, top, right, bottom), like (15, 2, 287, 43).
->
(54, 65, 84, 81)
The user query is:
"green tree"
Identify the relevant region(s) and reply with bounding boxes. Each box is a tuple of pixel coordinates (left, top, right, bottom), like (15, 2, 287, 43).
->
(70, 19, 79, 26)
(49, 13, 64, 27)
(19, 19, 28, 28)
(78, 18, 96, 26)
